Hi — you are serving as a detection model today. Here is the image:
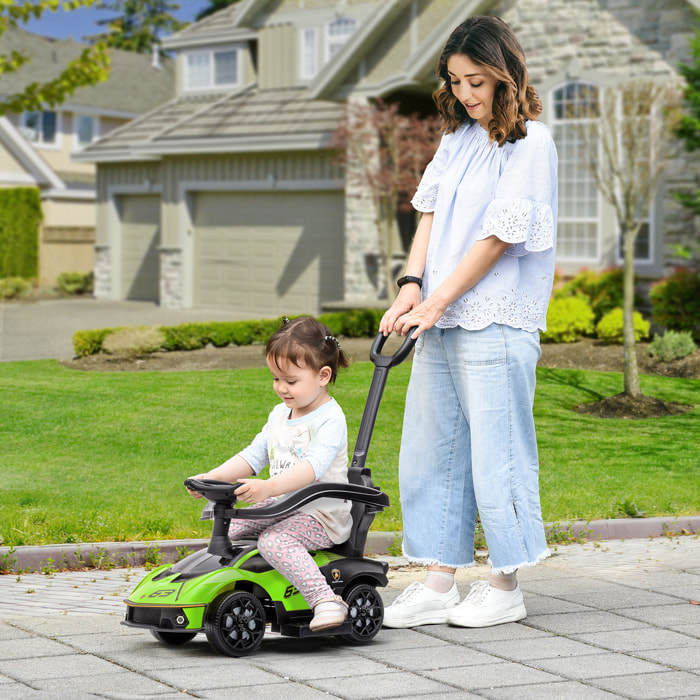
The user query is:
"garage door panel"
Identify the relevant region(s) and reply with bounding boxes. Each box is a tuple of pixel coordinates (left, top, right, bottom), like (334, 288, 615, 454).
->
(193, 192, 343, 315)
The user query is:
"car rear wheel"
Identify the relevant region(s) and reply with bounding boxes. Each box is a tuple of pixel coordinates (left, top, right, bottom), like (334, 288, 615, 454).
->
(339, 583, 384, 644)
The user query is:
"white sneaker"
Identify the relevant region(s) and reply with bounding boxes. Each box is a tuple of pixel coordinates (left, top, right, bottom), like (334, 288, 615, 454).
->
(446, 580, 526, 627)
(382, 581, 460, 628)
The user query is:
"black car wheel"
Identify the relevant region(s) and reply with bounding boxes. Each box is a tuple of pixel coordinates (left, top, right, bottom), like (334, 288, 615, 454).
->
(339, 583, 384, 644)
(150, 629, 197, 646)
(205, 591, 266, 657)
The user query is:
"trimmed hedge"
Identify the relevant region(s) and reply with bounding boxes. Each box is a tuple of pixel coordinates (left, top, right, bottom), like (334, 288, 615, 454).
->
(0, 188, 42, 279)
(72, 310, 388, 357)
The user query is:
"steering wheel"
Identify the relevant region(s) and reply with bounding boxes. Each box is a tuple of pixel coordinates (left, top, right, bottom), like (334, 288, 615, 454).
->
(184, 478, 241, 504)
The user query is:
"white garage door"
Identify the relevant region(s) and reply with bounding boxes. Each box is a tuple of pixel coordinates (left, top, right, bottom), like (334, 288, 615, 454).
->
(120, 195, 160, 302)
(193, 191, 344, 316)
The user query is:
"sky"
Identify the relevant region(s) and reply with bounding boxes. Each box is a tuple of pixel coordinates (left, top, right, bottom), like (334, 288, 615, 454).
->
(23, 1, 213, 43)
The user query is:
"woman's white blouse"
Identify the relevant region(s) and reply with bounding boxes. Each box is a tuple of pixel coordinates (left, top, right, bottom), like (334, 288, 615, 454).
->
(412, 120, 558, 332)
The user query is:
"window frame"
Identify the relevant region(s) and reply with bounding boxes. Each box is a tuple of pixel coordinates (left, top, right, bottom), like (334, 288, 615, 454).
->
(299, 27, 318, 81)
(325, 17, 356, 63)
(73, 113, 100, 150)
(184, 47, 241, 92)
(550, 80, 603, 264)
(21, 110, 62, 149)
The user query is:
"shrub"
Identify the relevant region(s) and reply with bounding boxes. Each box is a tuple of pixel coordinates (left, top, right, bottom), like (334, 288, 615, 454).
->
(73, 328, 119, 357)
(0, 276, 31, 299)
(649, 267, 700, 340)
(160, 323, 210, 351)
(541, 296, 595, 343)
(648, 330, 698, 362)
(70, 309, 387, 356)
(102, 326, 165, 356)
(553, 267, 628, 322)
(317, 312, 348, 337)
(56, 271, 93, 296)
(595, 308, 650, 344)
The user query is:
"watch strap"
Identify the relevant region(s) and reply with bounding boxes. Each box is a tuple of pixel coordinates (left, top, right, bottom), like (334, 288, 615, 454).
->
(397, 275, 422, 289)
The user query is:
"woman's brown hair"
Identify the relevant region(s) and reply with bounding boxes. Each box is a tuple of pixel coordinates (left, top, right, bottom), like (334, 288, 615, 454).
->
(433, 15, 542, 146)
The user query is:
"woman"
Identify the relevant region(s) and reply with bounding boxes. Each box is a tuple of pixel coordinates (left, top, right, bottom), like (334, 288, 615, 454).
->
(380, 15, 558, 629)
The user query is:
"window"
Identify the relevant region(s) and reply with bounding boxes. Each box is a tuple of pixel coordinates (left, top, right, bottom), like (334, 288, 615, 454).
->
(551, 82, 600, 261)
(185, 49, 239, 90)
(74, 114, 97, 148)
(326, 17, 356, 62)
(300, 28, 317, 80)
(22, 110, 58, 145)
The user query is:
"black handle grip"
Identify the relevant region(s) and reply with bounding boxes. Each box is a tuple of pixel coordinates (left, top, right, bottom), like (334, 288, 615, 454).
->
(370, 328, 417, 368)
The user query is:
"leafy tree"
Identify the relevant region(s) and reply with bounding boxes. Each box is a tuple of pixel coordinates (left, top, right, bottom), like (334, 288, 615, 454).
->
(673, 16, 700, 263)
(578, 80, 681, 399)
(0, 1, 110, 114)
(195, 0, 241, 21)
(88, 0, 186, 54)
(331, 99, 441, 298)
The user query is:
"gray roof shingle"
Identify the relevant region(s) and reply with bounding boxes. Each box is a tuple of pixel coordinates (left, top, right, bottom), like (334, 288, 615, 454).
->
(0, 27, 174, 114)
(81, 86, 345, 157)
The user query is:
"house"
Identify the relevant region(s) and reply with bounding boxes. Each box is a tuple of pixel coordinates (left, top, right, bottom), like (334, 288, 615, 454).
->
(0, 27, 174, 286)
(77, 0, 700, 316)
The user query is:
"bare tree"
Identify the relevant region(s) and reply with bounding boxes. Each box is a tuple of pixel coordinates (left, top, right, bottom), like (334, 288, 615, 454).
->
(331, 98, 441, 298)
(579, 80, 681, 397)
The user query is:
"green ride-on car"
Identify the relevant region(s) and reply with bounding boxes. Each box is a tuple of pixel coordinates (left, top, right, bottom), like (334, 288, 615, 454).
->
(122, 331, 415, 657)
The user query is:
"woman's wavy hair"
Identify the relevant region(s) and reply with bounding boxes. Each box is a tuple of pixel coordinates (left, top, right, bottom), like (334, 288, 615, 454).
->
(433, 15, 542, 146)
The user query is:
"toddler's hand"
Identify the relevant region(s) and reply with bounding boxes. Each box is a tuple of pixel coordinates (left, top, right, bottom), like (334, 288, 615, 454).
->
(234, 478, 272, 504)
(185, 474, 208, 498)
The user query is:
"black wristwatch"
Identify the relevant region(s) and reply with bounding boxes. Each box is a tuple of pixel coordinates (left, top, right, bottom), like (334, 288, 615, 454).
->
(396, 275, 422, 289)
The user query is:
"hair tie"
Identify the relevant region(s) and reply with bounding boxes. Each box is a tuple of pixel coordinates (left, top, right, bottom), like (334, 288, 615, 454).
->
(324, 334, 341, 350)
(282, 316, 291, 325)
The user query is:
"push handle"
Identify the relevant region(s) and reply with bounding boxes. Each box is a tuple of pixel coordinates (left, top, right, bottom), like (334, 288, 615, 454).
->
(352, 329, 417, 471)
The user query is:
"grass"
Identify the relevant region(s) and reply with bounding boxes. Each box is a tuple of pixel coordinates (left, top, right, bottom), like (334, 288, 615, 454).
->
(1, 360, 699, 547)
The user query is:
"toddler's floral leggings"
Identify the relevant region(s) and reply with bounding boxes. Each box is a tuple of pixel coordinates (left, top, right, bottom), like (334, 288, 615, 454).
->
(228, 500, 335, 609)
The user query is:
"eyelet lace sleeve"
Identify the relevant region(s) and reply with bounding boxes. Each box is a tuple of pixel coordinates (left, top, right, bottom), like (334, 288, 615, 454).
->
(479, 197, 555, 257)
(410, 131, 452, 212)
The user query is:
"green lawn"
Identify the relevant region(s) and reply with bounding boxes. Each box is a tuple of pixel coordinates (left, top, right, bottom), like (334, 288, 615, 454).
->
(1, 359, 698, 547)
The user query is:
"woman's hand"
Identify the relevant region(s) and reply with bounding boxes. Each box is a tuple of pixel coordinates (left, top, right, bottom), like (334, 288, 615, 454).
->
(379, 285, 422, 336)
(234, 478, 273, 504)
(394, 295, 448, 339)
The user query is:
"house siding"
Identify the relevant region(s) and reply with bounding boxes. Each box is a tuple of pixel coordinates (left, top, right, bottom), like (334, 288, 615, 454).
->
(258, 24, 297, 90)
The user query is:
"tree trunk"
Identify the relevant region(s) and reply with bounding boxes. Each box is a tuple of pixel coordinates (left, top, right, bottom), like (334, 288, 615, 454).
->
(622, 224, 641, 397)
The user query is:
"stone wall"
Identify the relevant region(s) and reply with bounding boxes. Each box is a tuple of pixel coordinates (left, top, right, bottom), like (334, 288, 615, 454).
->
(159, 247, 183, 309)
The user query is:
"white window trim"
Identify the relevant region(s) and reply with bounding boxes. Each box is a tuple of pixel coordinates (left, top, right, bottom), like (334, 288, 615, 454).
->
(184, 47, 241, 92)
(20, 110, 62, 150)
(72, 113, 100, 151)
(299, 27, 318, 81)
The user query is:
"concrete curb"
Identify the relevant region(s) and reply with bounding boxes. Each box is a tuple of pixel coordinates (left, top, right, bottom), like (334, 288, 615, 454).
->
(2, 517, 698, 574)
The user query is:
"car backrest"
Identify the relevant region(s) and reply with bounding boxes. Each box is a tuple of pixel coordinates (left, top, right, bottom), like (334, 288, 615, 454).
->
(327, 466, 382, 558)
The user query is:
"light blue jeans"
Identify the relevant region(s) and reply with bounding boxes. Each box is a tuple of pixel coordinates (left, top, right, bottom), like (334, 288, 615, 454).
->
(399, 324, 550, 573)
